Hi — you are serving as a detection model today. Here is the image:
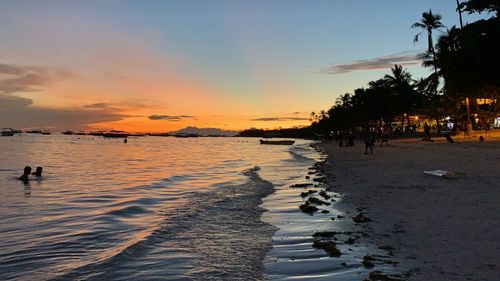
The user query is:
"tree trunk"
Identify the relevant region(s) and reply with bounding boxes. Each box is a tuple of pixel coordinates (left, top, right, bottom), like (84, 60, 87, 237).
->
(435, 111, 441, 134)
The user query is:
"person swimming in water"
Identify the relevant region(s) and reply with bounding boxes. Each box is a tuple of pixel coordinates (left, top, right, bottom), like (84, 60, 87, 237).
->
(18, 166, 32, 182)
(32, 166, 43, 177)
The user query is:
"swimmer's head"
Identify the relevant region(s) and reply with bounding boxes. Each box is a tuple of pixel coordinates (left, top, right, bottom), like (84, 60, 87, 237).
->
(23, 166, 32, 175)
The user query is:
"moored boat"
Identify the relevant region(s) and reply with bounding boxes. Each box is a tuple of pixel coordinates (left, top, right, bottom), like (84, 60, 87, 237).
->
(259, 139, 295, 145)
(1, 130, 15, 136)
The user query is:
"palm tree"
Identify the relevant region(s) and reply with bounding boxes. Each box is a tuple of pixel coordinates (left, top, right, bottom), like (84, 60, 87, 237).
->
(456, 0, 464, 28)
(384, 64, 412, 86)
(384, 65, 418, 128)
(412, 9, 445, 74)
(412, 9, 445, 132)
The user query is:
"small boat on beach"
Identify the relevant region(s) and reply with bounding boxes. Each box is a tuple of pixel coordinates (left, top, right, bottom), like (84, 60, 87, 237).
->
(259, 139, 295, 145)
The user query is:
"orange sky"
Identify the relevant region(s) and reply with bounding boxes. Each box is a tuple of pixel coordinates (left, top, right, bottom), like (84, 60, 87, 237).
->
(1, 1, 465, 132)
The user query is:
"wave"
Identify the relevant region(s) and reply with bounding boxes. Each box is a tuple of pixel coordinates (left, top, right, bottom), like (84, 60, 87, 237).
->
(51, 167, 277, 281)
(288, 149, 315, 163)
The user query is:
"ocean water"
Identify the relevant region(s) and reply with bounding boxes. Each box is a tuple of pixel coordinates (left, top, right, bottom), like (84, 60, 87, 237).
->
(0, 135, 386, 281)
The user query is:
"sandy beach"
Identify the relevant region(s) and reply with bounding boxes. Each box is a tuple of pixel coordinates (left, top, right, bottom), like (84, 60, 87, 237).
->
(319, 133, 500, 281)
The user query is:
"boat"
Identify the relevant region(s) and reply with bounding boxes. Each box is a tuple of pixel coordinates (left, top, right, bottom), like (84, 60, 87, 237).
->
(2, 128, 21, 136)
(26, 130, 42, 134)
(259, 139, 295, 145)
(62, 131, 74, 135)
(1, 130, 15, 136)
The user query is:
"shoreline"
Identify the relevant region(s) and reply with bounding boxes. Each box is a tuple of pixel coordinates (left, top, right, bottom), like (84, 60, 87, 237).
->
(317, 136, 500, 280)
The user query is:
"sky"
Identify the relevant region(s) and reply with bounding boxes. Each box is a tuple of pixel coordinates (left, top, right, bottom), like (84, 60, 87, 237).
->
(0, 0, 484, 132)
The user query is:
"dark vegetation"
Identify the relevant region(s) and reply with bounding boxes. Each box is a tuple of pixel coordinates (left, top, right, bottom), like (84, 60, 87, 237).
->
(239, 0, 500, 139)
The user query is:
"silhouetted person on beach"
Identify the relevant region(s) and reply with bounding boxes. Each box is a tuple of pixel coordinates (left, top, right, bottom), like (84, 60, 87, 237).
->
(18, 166, 32, 182)
(362, 127, 374, 155)
(381, 125, 389, 146)
(32, 166, 43, 177)
(424, 122, 431, 141)
(124, 138, 128, 143)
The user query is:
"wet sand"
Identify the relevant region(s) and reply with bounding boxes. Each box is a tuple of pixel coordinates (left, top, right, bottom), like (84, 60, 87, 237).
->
(319, 134, 500, 281)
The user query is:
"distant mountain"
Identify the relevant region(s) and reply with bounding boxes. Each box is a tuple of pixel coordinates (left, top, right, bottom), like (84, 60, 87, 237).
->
(169, 126, 239, 137)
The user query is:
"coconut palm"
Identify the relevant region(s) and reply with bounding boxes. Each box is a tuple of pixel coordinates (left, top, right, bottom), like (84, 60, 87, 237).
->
(384, 65, 419, 127)
(412, 9, 445, 54)
(413, 9, 445, 131)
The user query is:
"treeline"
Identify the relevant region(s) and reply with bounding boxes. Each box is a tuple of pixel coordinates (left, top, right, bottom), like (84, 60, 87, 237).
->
(237, 127, 314, 138)
(311, 0, 499, 135)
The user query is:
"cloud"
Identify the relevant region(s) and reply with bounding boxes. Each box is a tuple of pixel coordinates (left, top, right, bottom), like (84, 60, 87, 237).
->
(82, 102, 112, 109)
(148, 115, 196, 121)
(0, 94, 129, 130)
(251, 117, 310, 122)
(0, 63, 75, 94)
(318, 51, 420, 74)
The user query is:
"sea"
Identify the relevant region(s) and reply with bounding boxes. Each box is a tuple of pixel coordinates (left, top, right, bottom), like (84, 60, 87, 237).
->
(0, 134, 381, 280)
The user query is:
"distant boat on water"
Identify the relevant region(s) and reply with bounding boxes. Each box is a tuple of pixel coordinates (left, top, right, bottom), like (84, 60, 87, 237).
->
(1, 128, 21, 136)
(259, 139, 295, 145)
(1, 130, 15, 136)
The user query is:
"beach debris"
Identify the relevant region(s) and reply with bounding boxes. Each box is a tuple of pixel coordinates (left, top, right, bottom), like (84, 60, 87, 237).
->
(337, 215, 345, 219)
(445, 135, 455, 143)
(307, 197, 330, 206)
(318, 190, 331, 200)
(423, 170, 465, 179)
(312, 240, 341, 257)
(353, 213, 372, 223)
(364, 271, 407, 281)
(345, 236, 358, 245)
(321, 210, 330, 214)
(299, 202, 318, 213)
(313, 176, 326, 182)
(300, 189, 317, 197)
(312, 231, 339, 238)
(290, 183, 313, 188)
(362, 255, 375, 268)
(305, 175, 310, 179)
(378, 245, 395, 256)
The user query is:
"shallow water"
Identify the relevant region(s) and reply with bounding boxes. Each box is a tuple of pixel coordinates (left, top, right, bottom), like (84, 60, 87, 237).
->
(0, 135, 386, 280)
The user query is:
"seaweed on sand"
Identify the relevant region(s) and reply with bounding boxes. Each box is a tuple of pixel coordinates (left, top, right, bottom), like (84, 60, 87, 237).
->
(312, 240, 341, 257)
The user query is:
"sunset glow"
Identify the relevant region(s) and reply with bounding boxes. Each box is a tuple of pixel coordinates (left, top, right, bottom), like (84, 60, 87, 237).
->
(0, 0, 475, 132)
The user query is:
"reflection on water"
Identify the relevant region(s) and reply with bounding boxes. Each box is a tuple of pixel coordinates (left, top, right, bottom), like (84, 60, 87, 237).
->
(0, 135, 314, 280)
(0, 135, 381, 280)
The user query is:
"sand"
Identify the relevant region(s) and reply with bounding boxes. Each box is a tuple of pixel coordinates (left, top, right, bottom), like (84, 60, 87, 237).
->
(319, 133, 500, 281)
